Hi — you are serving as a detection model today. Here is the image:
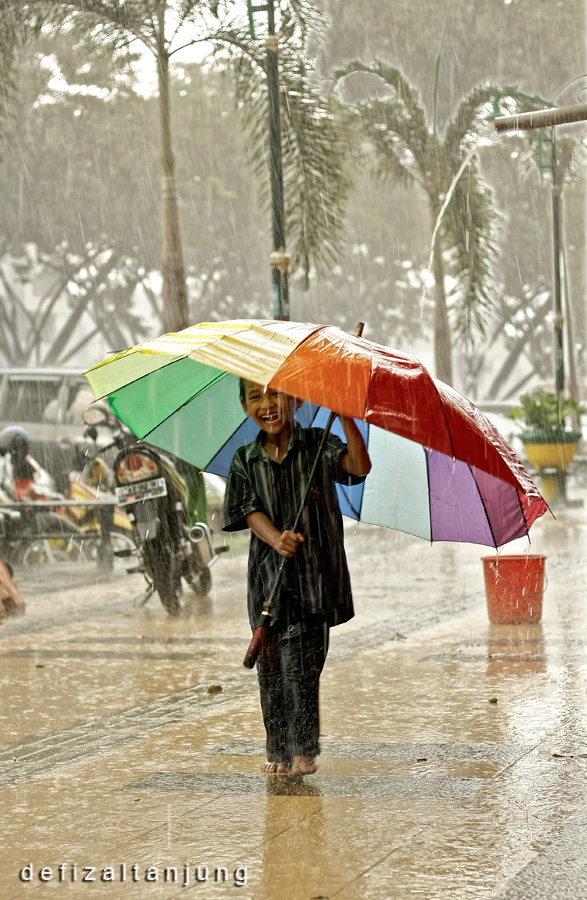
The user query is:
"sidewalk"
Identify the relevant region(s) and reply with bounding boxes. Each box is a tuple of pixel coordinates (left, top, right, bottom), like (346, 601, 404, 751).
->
(1, 482, 587, 899)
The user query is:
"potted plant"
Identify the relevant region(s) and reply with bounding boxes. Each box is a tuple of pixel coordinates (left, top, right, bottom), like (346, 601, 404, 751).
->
(510, 389, 583, 501)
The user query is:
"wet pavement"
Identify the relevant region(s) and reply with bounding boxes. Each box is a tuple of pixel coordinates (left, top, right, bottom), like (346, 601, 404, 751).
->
(2, 483, 587, 898)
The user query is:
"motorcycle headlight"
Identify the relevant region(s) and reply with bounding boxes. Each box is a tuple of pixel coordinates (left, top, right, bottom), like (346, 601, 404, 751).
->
(116, 452, 160, 484)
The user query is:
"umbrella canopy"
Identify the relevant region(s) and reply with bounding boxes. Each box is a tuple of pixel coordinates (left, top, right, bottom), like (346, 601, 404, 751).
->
(85, 319, 547, 548)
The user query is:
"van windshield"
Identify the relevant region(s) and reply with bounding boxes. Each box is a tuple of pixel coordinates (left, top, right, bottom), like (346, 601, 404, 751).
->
(3, 377, 62, 423)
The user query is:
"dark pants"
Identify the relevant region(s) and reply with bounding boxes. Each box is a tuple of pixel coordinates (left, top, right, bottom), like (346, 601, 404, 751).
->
(256, 617, 329, 763)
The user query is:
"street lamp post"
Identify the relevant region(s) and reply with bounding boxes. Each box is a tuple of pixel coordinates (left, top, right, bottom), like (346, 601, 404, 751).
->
(488, 98, 587, 404)
(247, 0, 290, 320)
(550, 139, 565, 398)
(489, 94, 587, 502)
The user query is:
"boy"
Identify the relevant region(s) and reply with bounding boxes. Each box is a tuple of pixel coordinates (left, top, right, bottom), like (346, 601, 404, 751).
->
(222, 380, 371, 775)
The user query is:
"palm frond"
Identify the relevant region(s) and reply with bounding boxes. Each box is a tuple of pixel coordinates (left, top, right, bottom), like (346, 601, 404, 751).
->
(350, 100, 428, 186)
(332, 58, 431, 180)
(280, 77, 349, 282)
(441, 158, 500, 344)
(232, 36, 349, 284)
(334, 58, 428, 133)
(443, 82, 503, 157)
(17, 0, 160, 53)
(279, 0, 326, 42)
(208, 22, 265, 68)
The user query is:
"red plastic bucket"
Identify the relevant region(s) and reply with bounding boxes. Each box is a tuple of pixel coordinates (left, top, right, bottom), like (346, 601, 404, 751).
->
(481, 555, 546, 624)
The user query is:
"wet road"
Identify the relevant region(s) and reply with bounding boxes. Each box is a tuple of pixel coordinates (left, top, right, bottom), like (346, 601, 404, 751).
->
(1, 484, 587, 898)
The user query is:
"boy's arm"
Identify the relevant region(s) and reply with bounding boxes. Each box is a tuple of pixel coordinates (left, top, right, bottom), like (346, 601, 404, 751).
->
(246, 511, 304, 558)
(338, 416, 372, 476)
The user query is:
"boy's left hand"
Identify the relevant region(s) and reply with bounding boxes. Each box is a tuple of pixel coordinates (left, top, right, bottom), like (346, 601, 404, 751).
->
(339, 416, 372, 477)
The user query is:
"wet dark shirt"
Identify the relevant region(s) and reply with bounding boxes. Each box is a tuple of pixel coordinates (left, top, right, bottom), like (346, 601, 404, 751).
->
(222, 423, 365, 630)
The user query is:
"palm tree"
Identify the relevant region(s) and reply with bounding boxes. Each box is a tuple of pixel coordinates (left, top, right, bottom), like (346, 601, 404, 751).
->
(332, 58, 502, 385)
(6, 1, 348, 332)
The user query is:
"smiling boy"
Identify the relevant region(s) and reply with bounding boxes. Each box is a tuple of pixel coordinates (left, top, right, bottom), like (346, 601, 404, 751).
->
(222, 380, 371, 775)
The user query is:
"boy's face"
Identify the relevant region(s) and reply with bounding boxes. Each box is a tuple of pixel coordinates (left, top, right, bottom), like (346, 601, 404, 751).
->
(241, 382, 299, 437)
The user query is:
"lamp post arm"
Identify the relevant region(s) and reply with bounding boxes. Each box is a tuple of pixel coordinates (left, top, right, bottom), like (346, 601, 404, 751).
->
(488, 102, 587, 132)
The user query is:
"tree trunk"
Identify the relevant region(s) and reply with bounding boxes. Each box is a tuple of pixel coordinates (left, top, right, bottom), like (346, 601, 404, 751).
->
(156, 18, 188, 334)
(431, 235, 453, 385)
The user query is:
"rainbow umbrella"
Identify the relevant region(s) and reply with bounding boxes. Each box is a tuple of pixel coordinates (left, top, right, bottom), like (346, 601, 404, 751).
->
(85, 319, 547, 548)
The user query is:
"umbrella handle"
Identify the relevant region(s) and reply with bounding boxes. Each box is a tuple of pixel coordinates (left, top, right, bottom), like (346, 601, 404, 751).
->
(243, 624, 268, 669)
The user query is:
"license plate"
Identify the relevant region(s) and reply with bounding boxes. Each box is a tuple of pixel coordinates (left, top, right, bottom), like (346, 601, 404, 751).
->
(115, 477, 167, 506)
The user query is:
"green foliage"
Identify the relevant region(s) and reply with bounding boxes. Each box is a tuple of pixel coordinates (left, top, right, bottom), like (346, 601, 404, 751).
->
(3, 0, 586, 378)
(0, 32, 282, 359)
(511, 389, 583, 432)
(0, 32, 161, 260)
(11, 0, 349, 289)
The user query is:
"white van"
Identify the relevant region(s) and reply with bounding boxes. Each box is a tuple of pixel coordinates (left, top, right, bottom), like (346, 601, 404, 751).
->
(0, 368, 95, 487)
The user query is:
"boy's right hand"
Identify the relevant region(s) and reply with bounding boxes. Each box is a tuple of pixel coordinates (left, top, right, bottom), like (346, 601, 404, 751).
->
(245, 512, 304, 557)
(274, 530, 305, 557)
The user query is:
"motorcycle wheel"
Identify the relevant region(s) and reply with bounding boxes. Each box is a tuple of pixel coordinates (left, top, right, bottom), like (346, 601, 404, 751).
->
(21, 534, 86, 566)
(19, 514, 87, 566)
(82, 528, 136, 566)
(109, 529, 137, 555)
(185, 556, 212, 597)
(142, 539, 181, 615)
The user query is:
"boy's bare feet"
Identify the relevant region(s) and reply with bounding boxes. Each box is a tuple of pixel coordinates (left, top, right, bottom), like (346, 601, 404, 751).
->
(290, 755, 318, 776)
(261, 761, 290, 774)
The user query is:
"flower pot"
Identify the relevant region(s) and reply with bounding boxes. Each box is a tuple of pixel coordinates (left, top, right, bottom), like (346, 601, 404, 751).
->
(521, 430, 581, 502)
(481, 555, 546, 624)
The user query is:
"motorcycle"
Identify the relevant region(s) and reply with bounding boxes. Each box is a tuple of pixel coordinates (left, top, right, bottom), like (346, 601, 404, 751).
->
(0, 426, 86, 568)
(57, 446, 136, 567)
(82, 405, 227, 615)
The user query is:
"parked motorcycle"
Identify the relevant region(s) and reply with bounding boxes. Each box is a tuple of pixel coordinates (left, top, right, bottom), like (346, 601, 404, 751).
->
(0, 426, 86, 567)
(82, 405, 226, 615)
